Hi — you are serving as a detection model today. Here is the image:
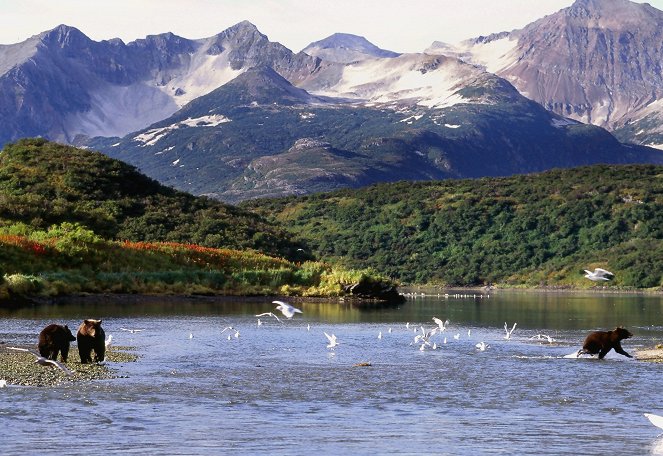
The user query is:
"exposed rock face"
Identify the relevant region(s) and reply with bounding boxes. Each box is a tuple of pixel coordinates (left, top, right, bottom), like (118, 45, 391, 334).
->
(445, 0, 663, 147)
(302, 33, 400, 63)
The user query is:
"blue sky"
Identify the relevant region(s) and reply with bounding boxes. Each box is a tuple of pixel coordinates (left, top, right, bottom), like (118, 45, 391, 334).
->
(1, 0, 662, 52)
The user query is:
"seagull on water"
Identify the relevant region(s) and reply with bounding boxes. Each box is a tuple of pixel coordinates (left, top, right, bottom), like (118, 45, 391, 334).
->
(256, 312, 282, 323)
(272, 301, 302, 319)
(583, 268, 614, 281)
(7, 347, 74, 375)
(324, 332, 338, 349)
(120, 328, 144, 333)
(0, 379, 6, 388)
(105, 334, 113, 348)
(504, 322, 517, 340)
(530, 334, 555, 343)
(453, 333, 460, 340)
(475, 342, 489, 351)
(644, 413, 663, 430)
(378, 331, 382, 340)
(432, 317, 449, 332)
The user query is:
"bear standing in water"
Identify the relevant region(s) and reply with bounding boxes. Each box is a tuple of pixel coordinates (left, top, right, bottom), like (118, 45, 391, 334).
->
(577, 327, 633, 359)
(38, 324, 76, 362)
(77, 319, 106, 364)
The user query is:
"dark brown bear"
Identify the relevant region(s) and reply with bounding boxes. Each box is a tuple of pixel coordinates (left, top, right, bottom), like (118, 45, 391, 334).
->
(577, 327, 633, 359)
(38, 324, 76, 362)
(77, 319, 106, 364)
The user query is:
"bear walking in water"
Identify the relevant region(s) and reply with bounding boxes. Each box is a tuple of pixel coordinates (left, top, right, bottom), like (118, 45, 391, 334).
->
(38, 324, 76, 362)
(577, 327, 633, 359)
(77, 319, 106, 364)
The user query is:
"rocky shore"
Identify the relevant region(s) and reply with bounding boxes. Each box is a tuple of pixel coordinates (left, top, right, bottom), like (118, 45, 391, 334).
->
(0, 344, 138, 387)
(635, 345, 663, 363)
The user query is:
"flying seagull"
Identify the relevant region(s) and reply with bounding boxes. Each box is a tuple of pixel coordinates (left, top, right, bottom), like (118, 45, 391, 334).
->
(432, 317, 449, 332)
(504, 322, 517, 340)
(530, 334, 555, 343)
(255, 312, 282, 323)
(644, 413, 663, 430)
(475, 342, 489, 351)
(324, 332, 338, 349)
(120, 328, 145, 333)
(583, 268, 614, 281)
(272, 301, 303, 319)
(7, 347, 74, 375)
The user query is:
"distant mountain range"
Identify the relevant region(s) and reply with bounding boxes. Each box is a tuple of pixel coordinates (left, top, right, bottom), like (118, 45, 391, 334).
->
(1, 0, 662, 202)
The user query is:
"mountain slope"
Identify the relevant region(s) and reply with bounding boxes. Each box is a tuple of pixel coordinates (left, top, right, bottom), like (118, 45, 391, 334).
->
(302, 33, 400, 63)
(0, 22, 323, 144)
(244, 164, 663, 288)
(0, 138, 300, 257)
(433, 0, 663, 148)
(90, 65, 662, 203)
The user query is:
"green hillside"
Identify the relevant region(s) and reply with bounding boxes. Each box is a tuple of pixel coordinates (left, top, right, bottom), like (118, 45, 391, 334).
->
(0, 138, 300, 257)
(244, 165, 663, 289)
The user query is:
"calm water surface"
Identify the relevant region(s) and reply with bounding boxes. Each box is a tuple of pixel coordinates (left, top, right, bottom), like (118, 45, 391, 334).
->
(1, 291, 662, 455)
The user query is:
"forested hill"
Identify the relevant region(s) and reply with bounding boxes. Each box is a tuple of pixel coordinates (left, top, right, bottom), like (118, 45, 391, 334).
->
(0, 139, 300, 258)
(244, 165, 663, 288)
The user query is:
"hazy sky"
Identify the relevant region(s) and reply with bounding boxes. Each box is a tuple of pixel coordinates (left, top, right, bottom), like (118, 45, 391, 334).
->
(1, 0, 662, 52)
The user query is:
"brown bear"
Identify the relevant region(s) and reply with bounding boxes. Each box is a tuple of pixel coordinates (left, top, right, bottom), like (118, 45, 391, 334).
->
(77, 319, 106, 364)
(38, 324, 76, 362)
(577, 327, 633, 359)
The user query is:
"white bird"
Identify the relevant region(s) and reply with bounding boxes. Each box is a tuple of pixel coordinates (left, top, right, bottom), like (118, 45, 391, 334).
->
(324, 332, 338, 349)
(467, 329, 472, 337)
(257, 319, 262, 326)
(432, 317, 449, 332)
(272, 301, 302, 319)
(307, 324, 311, 331)
(644, 413, 663, 430)
(255, 312, 282, 323)
(530, 334, 555, 343)
(189, 333, 194, 339)
(388, 328, 392, 333)
(475, 342, 489, 351)
(453, 333, 460, 340)
(406, 322, 410, 330)
(378, 331, 382, 339)
(0, 379, 7, 388)
(504, 322, 517, 340)
(105, 334, 113, 348)
(7, 347, 74, 375)
(120, 328, 144, 333)
(584, 268, 614, 281)
(221, 326, 236, 334)
(443, 337, 447, 344)
(414, 326, 438, 347)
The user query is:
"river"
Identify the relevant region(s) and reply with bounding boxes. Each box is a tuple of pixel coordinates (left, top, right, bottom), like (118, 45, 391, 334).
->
(1, 291, 662, 455)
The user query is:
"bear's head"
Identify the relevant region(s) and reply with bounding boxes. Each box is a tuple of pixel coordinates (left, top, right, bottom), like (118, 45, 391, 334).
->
(64, 325, 76, 341)
(613, 327, 633, 340)
(82, 319, 103, 337)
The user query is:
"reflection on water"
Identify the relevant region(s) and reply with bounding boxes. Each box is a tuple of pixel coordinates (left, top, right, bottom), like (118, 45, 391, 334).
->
(1, 291, 662, 455)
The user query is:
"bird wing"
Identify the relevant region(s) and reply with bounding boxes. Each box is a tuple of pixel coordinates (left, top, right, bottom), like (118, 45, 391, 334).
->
(594, 268, 614, 277)
(45, 359, 74, 376)
(220, 326, 234, 333)
(644, 413, 663, 430)
(272, 300, 288, 307)
(7, 347, 40, 357)
(324, 332, 335, 344)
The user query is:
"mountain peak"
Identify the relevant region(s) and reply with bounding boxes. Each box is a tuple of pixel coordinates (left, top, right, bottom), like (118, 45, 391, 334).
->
(302, 33, 399, 63)
(39, 24, 91, 48)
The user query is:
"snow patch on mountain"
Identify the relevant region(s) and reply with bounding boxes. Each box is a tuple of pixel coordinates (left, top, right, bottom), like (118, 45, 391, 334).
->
(133, 114, 232, 146)
(310, 53, 483, 108)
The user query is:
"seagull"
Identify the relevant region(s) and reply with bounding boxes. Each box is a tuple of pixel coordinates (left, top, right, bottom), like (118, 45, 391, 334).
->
(388, 328, 392, 333)
(432, 317, 449, 332)
(221, 326, 236, 334)
(468, 329, 472, 337)
(644, 413, 663, 430)
(256, 312, 282, 323)
(406, 322, 410, 330)
(414, 326, 438, 347)
(257, 319, 262, 326)
(453, 333, 460, 340)
(272, 301, 303, 319)
(504, 322, 517, 340)
(0, 379, 7, 388)
(378, 331, 382, 339)
(120, 328, 144, 333)
(189, 332, 194, 339)
(583, 268, 614, 281)
(324, 332, 338, 349)
(105, 334, 113, 348)
(307, 324, 311, 331)
(530, 334, 555, 343)
(7, 347, 74, 375)
(475, 342, 489, 351)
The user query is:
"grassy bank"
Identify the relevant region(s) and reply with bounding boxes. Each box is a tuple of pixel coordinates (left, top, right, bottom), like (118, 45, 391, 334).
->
(0, 225, 394, 302)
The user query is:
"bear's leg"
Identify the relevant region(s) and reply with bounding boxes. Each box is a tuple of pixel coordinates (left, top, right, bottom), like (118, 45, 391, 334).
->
(61, 345, 69, 363)
(598, 348, 611, 359)
(613, 342, 632, 358)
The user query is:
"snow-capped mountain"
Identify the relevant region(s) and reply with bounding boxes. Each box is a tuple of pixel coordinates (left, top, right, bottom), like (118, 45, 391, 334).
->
(0, 21, 322, 143)
(427, 0, 663, 149)
(302, 33, 400, 63)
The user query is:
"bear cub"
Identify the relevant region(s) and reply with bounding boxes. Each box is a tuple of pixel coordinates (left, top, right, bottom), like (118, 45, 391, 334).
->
(577, 326, 633, 359)
(38, 324, 76, 362)
(77, 319, 106, 364)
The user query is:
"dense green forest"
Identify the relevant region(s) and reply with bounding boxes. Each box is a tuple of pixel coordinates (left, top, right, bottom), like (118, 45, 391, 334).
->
(0, 139, 394, 301)
(0, 138, 301, 258)
(244, 165, 663, 289)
